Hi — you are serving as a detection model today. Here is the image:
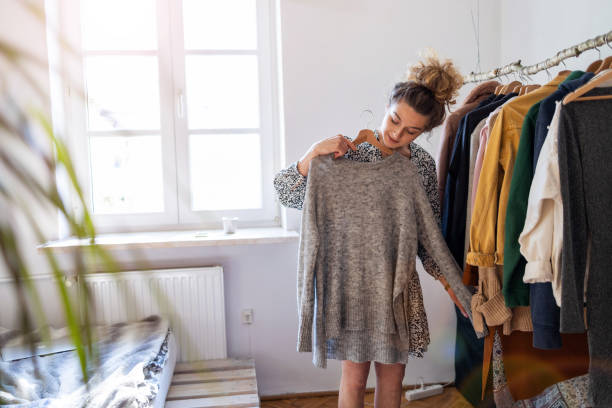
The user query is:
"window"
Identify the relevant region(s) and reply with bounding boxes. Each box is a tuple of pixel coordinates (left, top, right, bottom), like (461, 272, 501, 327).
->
(56, 0, 280, 232)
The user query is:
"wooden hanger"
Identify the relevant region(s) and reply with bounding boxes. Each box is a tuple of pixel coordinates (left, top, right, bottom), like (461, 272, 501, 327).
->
(494, 85, 504, 95)
(352, 129, 394, 156)
(520, 84, 541, 95)
(586, 59, 603, 73)
(595, 56, 612, 74)
(511, 84, 522, 94)
(500, 80, 522, 94)
(563, 69, 612, 104)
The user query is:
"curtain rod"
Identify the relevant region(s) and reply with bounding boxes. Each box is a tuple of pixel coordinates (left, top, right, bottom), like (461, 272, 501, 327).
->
(463, 30, 612, 84)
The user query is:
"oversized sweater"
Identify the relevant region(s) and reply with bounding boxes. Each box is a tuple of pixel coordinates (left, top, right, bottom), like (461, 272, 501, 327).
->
(274, 138, 443, 280)
(296, 151, 478, 368)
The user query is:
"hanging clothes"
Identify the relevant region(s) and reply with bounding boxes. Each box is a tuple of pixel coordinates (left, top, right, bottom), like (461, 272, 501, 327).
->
(557, 85, 612, 408)
(502, 102, 544, 307)
(447, 93, 518, 407)
(467, 74, 572, 337)
(443, 93, 517, 268)
(503, 71, 587, 310)
(467, 73, 568, 270)
(471, 103, 506, 215)
(463, 117, 486, 265)
(437, 81, 499, 208)
(518, 102, 565, 350)
(509, 71, 595, 350)
(446, 91, 518, 407)
(463, 73, 571, 404)
(440, 89, 500, 408)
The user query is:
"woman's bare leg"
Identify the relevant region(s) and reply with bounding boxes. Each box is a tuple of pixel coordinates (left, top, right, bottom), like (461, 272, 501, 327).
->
(338, 360, 371, 408)
(373, 362, 406, 408)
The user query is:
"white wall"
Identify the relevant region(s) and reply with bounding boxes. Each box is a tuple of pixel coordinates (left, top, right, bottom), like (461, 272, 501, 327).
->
(280, 0, 501, 230)
(500, 0, 612, 84)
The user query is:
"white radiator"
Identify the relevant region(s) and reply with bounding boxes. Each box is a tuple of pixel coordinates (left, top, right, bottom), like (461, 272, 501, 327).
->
(83, 266, 227, 362)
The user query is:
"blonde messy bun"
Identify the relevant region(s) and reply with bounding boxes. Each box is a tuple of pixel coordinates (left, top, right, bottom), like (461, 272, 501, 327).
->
(388, 50, 463, 131)
(405, 49, 463, 107)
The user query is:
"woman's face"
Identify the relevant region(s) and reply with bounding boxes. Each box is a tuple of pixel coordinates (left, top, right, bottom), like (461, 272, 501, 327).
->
(379, 100, 429, 152)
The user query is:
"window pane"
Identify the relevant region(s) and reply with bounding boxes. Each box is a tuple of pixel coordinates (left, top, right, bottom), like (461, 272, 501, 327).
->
(85, 56, 161, 131)
(90, 136, 164, 214)
(80, 0, 157, 50)
(189, 134, 262, 210)
(183, 0, 257, 50)
(186, 55, 260, 129)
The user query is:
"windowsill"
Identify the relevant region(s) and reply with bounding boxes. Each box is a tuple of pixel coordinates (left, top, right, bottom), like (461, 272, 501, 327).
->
(39, 227, 299, 252)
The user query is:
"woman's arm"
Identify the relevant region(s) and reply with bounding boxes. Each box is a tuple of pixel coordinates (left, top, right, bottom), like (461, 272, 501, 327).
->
(412, 146, 444, 279)
(438, 276, 468, 317)
(413, 148, 469, 317)
(414, 172, 483, 337)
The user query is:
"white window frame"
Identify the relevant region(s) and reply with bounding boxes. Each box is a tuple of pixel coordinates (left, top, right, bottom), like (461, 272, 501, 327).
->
(53, 0, 281, 234)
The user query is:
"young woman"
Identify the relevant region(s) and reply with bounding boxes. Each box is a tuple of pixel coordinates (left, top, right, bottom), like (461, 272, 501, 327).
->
(273, 54, 467, 408)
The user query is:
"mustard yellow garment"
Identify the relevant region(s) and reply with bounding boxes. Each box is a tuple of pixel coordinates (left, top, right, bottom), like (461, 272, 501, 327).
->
(466, 73, 569, 267)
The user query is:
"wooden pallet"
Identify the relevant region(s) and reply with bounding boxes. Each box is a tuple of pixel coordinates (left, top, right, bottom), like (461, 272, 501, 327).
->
(165, 359, 260, 408)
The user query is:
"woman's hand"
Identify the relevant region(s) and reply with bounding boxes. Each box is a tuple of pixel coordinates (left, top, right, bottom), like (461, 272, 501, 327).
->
(448, 287, 469, 318)
(297, 135, 357, 176)
(439, 276, 468, 318)
(317, 134, 357, 159)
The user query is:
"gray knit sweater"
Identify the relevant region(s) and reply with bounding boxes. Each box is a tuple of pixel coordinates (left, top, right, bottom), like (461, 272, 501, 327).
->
(297, 151, 479, 368)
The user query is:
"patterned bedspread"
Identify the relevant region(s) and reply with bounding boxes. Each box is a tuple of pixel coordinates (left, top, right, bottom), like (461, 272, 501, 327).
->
(0, 315, 170, 407)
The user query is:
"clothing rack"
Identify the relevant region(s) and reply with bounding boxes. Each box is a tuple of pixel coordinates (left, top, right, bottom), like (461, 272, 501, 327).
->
(463, 30, 612, 83)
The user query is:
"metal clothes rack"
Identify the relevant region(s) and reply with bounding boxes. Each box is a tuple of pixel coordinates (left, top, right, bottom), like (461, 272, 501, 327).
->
(463, 30, 612, 84)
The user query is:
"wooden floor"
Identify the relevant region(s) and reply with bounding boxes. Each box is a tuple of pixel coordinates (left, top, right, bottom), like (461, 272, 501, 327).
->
(165, 359, 260, 408)
(261, 387, 473, 408)
(163, 359, 473, 408)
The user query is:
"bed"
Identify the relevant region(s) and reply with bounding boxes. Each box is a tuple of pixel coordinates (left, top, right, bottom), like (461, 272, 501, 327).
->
(0, 315, 177, 408)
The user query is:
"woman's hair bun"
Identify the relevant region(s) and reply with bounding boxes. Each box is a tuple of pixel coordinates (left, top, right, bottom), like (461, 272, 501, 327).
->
(405, 49, 463, 106)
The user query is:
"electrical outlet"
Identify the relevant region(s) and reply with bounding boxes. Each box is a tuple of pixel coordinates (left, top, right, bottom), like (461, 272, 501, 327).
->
(242, 308, 254, 324)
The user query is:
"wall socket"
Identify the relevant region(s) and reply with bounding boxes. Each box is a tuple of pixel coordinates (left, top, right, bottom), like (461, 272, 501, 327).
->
(242, 308, 254, 324)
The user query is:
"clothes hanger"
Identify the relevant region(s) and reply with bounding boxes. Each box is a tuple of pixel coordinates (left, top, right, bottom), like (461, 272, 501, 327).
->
(563, 69, 612, 104)
(520, 84, 540, 95)
(500, 80, 521, 94)
(594, 56, 612, 74)
(586, 59, 603, 73)
(516, 71, 534, 95)
(494, 85, 504, 95)
(352, 129, 394, 156)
